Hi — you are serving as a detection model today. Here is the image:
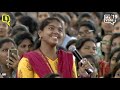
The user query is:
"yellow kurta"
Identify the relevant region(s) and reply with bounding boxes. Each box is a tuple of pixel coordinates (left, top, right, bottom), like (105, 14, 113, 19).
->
(17, 57, 77, 78)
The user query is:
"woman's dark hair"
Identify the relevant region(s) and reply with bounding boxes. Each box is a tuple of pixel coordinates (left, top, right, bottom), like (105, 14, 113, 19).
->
(77, 12, 94, 26)
(109, 47, 120, 60)
(110, 33, 120, 47)
(39, 17, 63, 31)
(101, 28, 105, 38)
(115, 52, 120, 63)
(34, 17, 63, 49)
(10, 24, 29, 37)
(52, 13, 71, 35)
(66, 39, 77, 50)
(18, 16, 39, 35)
(0, 38, 15, 48)
(6, 12, 16, 27)
(76, 38, 96, 50)
(73, 12, 80, 17)
(63, 15, 71, 27)
(77, 20, 96, 34)
(92, 12, 103, 22)
(0, 12, 16, 27)
(112, 63, 120, 77)
(66, 12, 79, 19)
(14, 12, 23, 17)
(51, 13, 67, 25)
(96, 35, 102, 42)
(44, 73, 61, 78)
(83, 55, 99, 71)
(14, 32, 34, 46)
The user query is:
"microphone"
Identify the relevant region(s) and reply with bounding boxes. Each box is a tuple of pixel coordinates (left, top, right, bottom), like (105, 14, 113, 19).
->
(68, 45, 83, 62)
(68, 45, 93, 74)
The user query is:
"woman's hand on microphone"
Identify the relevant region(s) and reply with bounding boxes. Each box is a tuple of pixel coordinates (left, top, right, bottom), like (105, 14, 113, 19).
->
(78, 58, 97, 78)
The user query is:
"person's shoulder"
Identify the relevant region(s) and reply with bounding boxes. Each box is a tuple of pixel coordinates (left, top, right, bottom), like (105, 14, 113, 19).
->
(24, 50, 38, 55)
(19, 57, 29, 67)
(22, 50, 39, 58)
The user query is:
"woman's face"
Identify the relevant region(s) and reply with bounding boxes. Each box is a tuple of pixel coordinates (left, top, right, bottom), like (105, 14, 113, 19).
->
(91, 13, 101, 26)
(0, 20, 9, 38)
(79, 41, 97, 56)
(77, 26, 95, 39)
(39, 20, 64, 47)
(110, 52, 119, 72)
(113, 22, 120, 33)
(0, 42, 15, 65)
(101, 35, 112, 54)
(70, 13, 78, 27)
(101, 21, 113, 32)
(17, 39, 33, 56)
(37, 12, 50, 22)
(114, 68, 120, 78)
(111, 37, 120, 50)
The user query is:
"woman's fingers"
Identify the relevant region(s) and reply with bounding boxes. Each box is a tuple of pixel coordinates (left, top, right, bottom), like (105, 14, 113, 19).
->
(80, 58, 94, 70)
(6, 60, 14, 65)
(78, 58, 94, 74)
(9, 57, 16, 63)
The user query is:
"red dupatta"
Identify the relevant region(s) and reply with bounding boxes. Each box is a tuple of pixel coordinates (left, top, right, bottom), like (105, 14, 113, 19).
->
(98, 60, 110, 77)
(23, 50, 73, 78)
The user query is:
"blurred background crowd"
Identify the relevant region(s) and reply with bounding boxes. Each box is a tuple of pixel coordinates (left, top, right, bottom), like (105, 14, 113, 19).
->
(0, 12, 120, 78)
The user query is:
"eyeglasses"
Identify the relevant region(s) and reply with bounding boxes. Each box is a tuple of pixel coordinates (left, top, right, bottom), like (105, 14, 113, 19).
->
(101, 40, 111, 45)
(78, 30, 94, 36)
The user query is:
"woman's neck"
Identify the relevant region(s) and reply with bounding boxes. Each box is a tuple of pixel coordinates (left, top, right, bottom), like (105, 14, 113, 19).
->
(40, 41, 57, 60)
(104, 54, 109, 62)
(0, 64, 13, 77)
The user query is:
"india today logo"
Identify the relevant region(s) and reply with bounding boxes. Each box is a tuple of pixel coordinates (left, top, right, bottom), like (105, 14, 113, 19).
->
(104, 14, 118, 25)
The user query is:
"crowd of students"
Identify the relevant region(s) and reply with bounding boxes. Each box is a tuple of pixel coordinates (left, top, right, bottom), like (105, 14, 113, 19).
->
(0, 12, 120, 78)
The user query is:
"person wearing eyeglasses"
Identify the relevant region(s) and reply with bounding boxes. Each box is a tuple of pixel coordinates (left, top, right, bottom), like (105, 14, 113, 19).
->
(98, 34, 112, 77)
(100, 34, 112, 62)
(77, 20, 96, 40)
(77, 20, 102, 63)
